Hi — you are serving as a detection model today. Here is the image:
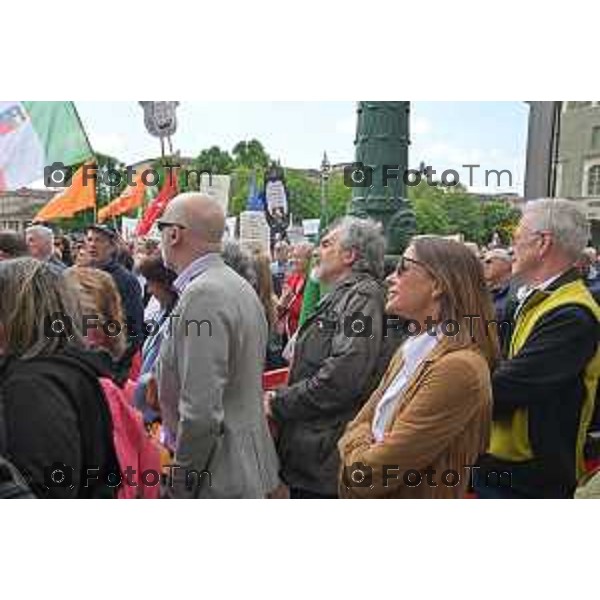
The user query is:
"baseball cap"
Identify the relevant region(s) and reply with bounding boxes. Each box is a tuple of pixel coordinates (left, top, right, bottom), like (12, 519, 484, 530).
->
(86, 224, 118, 241)
(484, 248, 512, 263)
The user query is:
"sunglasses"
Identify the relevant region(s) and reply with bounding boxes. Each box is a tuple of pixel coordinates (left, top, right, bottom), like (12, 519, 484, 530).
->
(157, 222, 187, 232)
(395, 255, 434, 276)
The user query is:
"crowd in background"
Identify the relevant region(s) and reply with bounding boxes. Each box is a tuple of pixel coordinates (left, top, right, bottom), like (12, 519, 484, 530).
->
(0, 194, 599, 499)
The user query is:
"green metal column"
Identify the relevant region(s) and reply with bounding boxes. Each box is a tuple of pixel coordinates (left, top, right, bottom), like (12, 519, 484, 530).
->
(348, 101, 416, 255)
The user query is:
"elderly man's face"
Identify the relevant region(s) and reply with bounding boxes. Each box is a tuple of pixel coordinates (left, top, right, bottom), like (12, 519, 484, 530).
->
(483, 256, 512, 287)
(511, 216, 548, 281)
(314, 228, 354, 285)
(26, 232, 50, 260)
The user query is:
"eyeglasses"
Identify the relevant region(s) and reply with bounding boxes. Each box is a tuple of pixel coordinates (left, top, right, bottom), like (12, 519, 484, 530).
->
(157, 222, 187, 232)
(395, 255, 434, 277)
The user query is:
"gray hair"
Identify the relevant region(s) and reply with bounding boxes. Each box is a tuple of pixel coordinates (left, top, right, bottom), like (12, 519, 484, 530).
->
(330, 216, 386, 279)
(523, 198, 590, 260)
(25, 225, 54, 259)
(222, 241, 257, 287)
(583, 246, 597, 262)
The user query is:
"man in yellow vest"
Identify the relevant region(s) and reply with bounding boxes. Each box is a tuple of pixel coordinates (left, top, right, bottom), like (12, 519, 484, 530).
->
(475, 198, 600, 498)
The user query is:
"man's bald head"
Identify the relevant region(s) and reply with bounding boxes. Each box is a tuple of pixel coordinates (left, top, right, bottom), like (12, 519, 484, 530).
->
(161, 193, 225, 245)
(159, 193, 226, 272)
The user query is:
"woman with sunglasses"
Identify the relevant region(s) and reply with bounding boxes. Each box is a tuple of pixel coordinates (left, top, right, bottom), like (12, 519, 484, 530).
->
(338, 236, 499, 499)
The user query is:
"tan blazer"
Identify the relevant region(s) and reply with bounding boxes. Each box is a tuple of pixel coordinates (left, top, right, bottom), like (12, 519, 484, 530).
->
(338, 337, 492, 499)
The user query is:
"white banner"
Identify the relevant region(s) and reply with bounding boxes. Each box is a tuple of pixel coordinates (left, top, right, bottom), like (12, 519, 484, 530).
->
(121, 216, 139, 241)
(302, 219, 320, 237)
(199, 173, 230, 216)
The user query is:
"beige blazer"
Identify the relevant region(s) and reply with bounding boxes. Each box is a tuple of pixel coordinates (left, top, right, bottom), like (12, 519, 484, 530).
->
(157, 255, 280, 498)
(338, 337, 492, 499)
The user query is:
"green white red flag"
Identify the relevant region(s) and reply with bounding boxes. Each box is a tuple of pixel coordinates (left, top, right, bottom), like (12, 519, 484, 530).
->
(0, 101, 93, 191)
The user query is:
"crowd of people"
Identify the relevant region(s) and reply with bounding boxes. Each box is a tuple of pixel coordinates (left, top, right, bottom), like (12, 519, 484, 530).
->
(0, 193, 599, 499)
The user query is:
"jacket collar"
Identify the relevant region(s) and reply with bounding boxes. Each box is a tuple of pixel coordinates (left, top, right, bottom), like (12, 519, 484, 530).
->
(518, 267, 583, 316)
(376, 335, 476, 409)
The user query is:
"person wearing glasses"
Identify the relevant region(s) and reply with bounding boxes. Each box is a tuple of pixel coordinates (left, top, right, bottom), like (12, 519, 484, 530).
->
(482, 248, 515, 351)
(476, 199, 600, 498)
(155, 193, 280, 498)
(264, 217, 400, 499)
(338, 236, 498, 499)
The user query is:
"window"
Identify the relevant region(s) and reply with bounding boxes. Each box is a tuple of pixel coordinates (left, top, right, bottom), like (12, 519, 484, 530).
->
(588, 165, 600, 196)
(593, 127, 600, 150)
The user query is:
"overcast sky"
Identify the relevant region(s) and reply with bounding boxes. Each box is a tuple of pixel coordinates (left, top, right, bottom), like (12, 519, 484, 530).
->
(75, 101, 529, 195)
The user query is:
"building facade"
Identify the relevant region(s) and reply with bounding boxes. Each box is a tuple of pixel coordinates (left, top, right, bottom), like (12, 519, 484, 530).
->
(556, 102, 600, 223)
(525, 101, 600, 245)
(0, 188, 56, 231)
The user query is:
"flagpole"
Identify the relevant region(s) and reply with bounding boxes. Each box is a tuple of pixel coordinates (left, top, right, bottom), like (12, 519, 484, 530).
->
(72, 102, 94, 157)
(71, 102, 97, 226)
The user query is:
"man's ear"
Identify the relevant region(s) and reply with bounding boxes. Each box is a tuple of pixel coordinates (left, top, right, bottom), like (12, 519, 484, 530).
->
(342, 248, 357, 267)
(169, 227, 182, 245)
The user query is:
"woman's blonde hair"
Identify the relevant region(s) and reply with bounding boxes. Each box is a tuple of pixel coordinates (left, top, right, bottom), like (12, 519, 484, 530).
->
(411, 235, 500, 368)
(64, 266, 127, 359)
(0, 258, 84, 358)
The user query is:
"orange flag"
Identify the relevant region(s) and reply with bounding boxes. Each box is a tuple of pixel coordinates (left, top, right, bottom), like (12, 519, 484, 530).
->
(33, 161, 96, 222)
(98, 169, 147, 223)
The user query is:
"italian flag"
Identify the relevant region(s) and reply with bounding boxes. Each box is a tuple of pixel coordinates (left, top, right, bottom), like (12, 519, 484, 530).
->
(0, 101, 93, 191)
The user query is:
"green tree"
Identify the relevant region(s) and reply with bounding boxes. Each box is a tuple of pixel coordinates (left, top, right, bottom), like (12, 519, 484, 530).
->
(232, 139, 270, 169)
(440, 191, 485, 243)
(285, 169, 320, 221)
(325, 172, 352, 224)
(407, 179, 488, 243)
(408, 180, 450, 234)
(481, 200, 521, 245)
(195, 146, 234, 174)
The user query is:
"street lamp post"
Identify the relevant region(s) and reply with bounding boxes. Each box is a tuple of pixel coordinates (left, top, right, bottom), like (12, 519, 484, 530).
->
(348, 101, 416, 255)
(320, 151, 331, 228)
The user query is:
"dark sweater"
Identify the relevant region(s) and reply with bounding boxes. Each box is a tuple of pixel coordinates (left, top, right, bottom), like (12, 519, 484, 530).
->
(0, 348, 119, 499)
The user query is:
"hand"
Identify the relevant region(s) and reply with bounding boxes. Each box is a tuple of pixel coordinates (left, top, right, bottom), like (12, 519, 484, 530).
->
(146, 375, 160, 412)
(263, 391, 276, 417)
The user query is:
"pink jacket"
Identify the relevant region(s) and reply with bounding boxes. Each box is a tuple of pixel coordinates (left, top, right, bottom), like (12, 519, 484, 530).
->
(100, 378, 161, 499)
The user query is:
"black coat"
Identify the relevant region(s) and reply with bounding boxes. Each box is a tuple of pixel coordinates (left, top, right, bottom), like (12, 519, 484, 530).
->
(0, 348, 119, 498)
(271, 271, 402, 496)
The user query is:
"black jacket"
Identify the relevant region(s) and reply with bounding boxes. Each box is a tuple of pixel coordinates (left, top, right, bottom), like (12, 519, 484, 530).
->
(478, 269, 600, 498)
(0, 347, 119, 499)
(100, 258, 145, 348)
(271, 271, 402, 496)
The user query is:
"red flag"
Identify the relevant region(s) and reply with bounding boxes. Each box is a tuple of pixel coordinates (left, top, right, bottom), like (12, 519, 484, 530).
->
(135, 170, 178, 236)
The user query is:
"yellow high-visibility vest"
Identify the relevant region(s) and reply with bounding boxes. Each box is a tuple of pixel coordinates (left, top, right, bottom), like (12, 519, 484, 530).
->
(489, 280, 600, 480)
